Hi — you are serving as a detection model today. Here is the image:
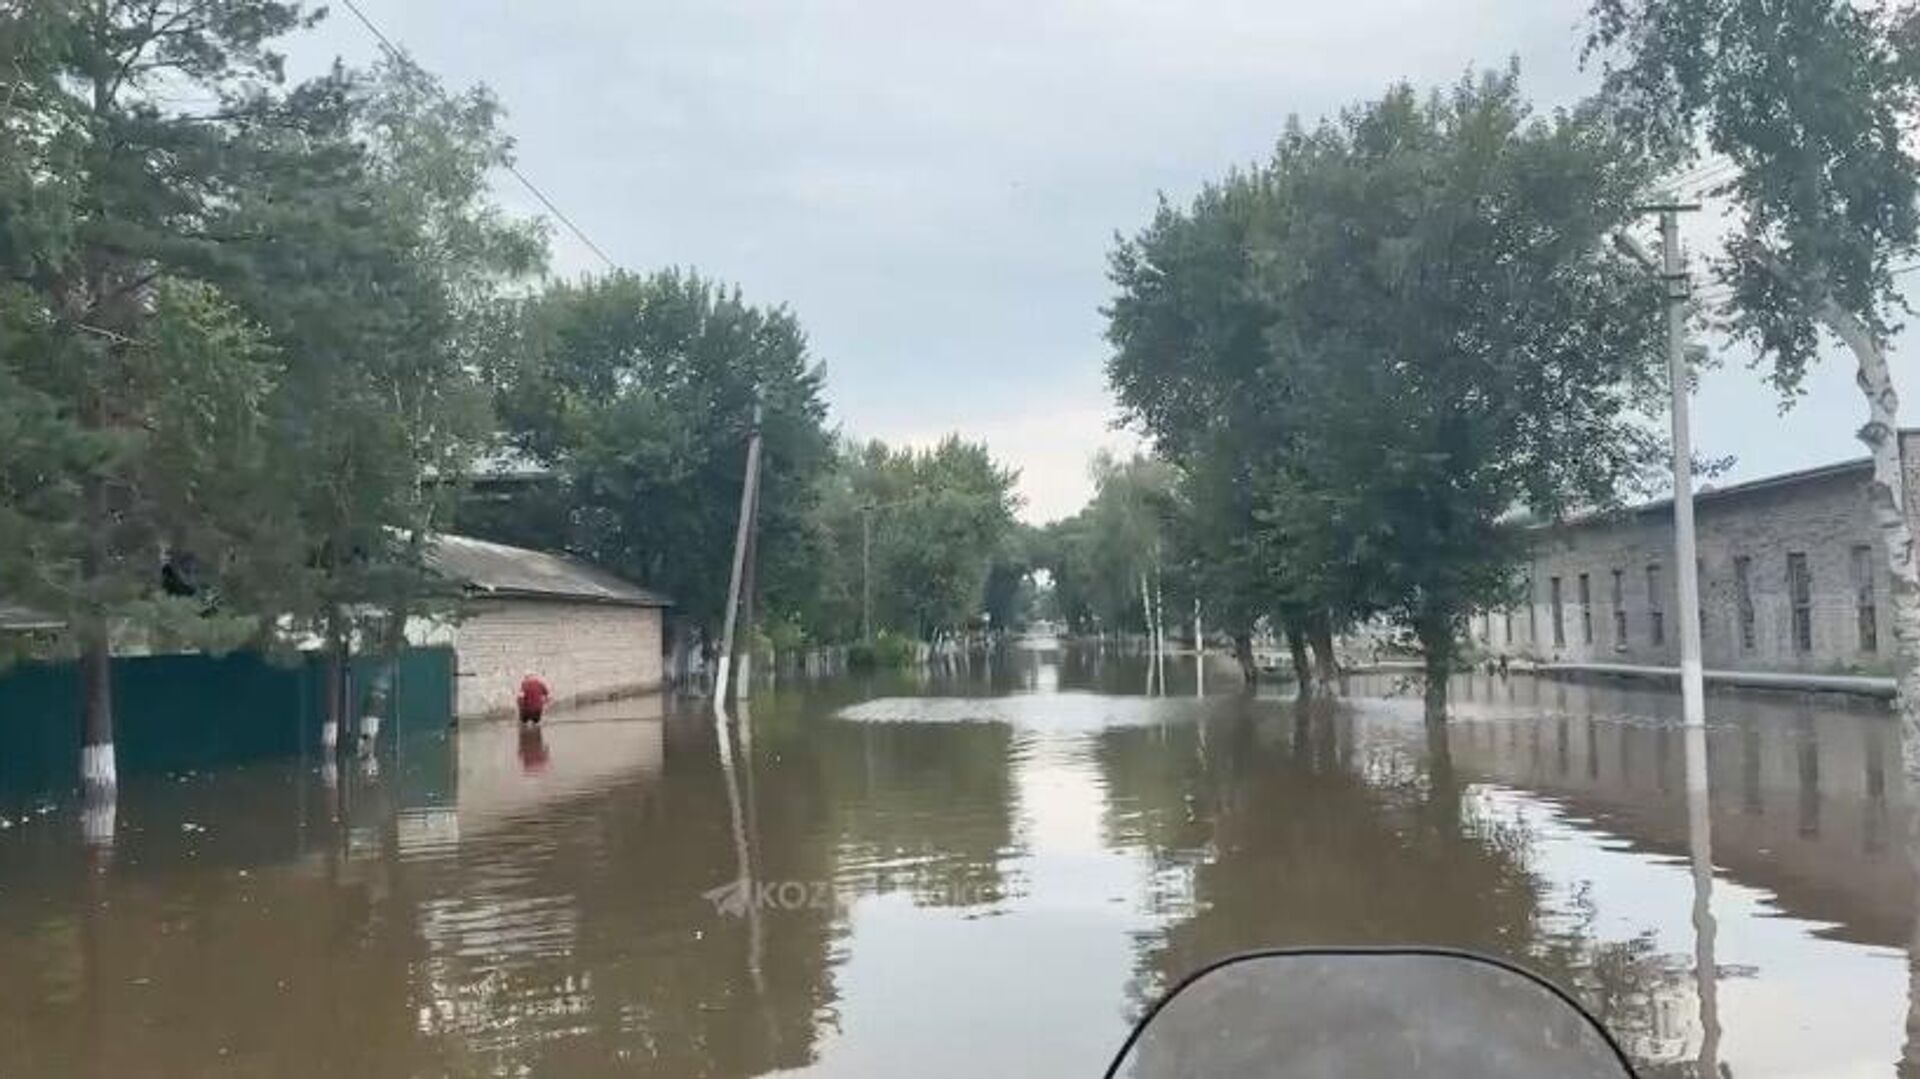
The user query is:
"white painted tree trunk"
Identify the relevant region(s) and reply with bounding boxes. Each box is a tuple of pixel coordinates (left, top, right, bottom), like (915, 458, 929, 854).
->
(1818, 296, 1920, 774)
(1140, 571, 1156, 694)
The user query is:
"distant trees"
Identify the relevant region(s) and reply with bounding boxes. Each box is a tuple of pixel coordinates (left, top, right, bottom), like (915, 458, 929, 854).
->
(807, 436, 1022, 645)
(1104, 70, 1668, 718)
(475, 271, 1025, 653)
(1030, 453, 1179, 640)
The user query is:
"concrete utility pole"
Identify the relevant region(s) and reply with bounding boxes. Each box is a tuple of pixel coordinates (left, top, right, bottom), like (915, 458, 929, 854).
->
(1193, 597, 1205, 698)
(737, 461, 762, 693)
(1619, 204, 1705, 728)
(715, 401, 765, 715)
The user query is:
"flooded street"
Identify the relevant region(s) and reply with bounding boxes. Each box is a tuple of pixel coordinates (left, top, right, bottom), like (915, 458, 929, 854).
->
(2, 647, 1916, 1077)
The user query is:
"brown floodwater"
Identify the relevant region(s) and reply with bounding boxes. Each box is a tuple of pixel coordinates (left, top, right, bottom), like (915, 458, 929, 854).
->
(1, 645, 1916, 1077)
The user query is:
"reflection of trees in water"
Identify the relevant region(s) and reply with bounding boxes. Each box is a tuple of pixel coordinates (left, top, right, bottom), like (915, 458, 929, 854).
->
(0, 721, 845, 1079)
(1096, 702, 1699, 1075)
(790, 712, 1018, 908)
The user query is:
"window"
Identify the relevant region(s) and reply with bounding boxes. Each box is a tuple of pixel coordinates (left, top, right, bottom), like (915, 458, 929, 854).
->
(1527, 578, 1538, 644)
(1647, 564, 1664, 646)
(1578, 573, 1593, 645)
(1503, 607, 1513, 645)
(1610, 568, 1626, 648)
(1734, 555, 1756, 650)
(1550, 576, 1565, 647)
(1787, 551, 1812, 652)
(1853, 544, 1878, 653)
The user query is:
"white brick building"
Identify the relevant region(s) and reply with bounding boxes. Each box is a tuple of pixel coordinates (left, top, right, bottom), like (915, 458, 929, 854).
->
(1470, 432, 1920, 675)
(424, 534, 670, 719)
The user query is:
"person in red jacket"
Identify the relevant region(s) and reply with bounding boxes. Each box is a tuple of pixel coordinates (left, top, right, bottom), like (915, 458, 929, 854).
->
(517, 674, 551, 725)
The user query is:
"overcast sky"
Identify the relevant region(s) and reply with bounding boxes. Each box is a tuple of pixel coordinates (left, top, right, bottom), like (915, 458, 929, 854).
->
(289, 1, 1900, 521)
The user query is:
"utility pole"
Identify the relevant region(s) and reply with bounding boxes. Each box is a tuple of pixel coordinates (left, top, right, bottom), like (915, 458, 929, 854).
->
(737, 462, 762, 694)
(1193, 597, 1205, 698)
(1619, 203, 1705, 728)
(861, 508, 873, 642)
(715, 400, 765, 715)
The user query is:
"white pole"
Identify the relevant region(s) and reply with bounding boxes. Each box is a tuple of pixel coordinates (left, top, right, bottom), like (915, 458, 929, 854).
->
(714, 402, 764, 716)
(1140, 571, 1155, 695)
(1194, 597, 1205, 697)
(1661, 210, 1707, 728)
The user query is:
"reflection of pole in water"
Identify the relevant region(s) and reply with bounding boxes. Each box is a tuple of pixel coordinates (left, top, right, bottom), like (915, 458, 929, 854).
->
(1684, 721, 1720, 1078)
(1905, 779, 1920, 1077)
(738, 697, 766, 990)
(714, 704, 765, 994)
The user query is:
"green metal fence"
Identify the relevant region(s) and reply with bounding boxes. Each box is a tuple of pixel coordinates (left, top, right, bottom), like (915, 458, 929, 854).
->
(0, 646, 453, 800)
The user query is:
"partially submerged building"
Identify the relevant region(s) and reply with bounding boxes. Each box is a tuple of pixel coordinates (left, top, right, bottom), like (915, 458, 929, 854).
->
(1469, 432, 1920, 675)
(421, 534, 671, 719)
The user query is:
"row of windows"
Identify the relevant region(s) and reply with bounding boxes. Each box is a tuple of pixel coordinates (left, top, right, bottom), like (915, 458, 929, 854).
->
(1486, 545, 1880, 654)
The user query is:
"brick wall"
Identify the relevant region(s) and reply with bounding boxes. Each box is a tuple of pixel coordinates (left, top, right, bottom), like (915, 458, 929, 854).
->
(1475, 466, 1897, 673)
(452, 600, 663, 718)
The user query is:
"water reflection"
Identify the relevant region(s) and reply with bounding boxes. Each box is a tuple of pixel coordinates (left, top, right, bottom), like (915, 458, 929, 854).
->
(0, 661, 1917, 1076)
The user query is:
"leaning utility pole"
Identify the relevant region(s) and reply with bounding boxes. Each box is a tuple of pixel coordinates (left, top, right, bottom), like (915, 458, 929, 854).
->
(715, 401, 765, 714)
(737, 463, 763, 694)
(1619, 203, 1705, 728)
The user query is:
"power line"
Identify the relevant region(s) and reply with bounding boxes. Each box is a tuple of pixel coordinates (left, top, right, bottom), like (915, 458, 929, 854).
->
(336, 0, 621, 272)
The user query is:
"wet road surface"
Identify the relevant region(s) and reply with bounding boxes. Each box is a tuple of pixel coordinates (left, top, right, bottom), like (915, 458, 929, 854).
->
(1, 647, 1914, 1076)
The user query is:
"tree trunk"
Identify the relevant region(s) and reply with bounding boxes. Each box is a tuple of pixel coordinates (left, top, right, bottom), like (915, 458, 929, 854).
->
(1306, 611, 1340, 696)
(323, 610, 348, 752)
(78, 623, 114, 793)
(1232, 632, 1257, 685)
(78, 470, 115, 795)
(1416, 608, 1456, 723)
(1285, 627, 1313, 699)
(1817, 295, 1920, 775)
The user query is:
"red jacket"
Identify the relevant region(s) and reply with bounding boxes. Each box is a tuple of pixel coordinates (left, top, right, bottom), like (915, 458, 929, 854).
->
(518, 676, 551, 710)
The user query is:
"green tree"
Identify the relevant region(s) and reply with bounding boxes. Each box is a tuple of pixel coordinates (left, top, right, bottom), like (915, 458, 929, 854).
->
(1107, 70, 1668, 719)
(492, 270, 833, 646)
(1107, 164, 1370, 693)
(0, 0, 317, 786)
(819, 437, 1021, 642)
(204, 56, 543, 728)
(1029, 453, 1179, 641)
(1588, 0, 1920, 736)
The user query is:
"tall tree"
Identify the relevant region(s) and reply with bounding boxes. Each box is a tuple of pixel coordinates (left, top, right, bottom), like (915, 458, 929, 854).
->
(1588, 0, 1920, 746)
(0, 0, 317, 787)
(204, 56, 543, 730)
(1266, 73, 1668, 718)
(493, 270, 833, 643)
(821, 437, 1021, 642)
(1106, 70, 1668, 718)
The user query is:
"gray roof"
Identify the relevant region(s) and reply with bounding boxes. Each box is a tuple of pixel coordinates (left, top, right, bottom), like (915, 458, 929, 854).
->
(1537, 445, 1894, 533)
(426, 533, 671, 608)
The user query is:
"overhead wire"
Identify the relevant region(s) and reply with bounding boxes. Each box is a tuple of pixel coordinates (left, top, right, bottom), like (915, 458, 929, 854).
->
(337, 0, 621, 272)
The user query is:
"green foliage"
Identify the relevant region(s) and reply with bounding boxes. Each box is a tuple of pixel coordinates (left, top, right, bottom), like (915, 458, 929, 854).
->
(1588, 0, 1920, 395)
(1104, 69, 1668, 698)
(0, 0, 315, 661)
(1030, 453, 1178, 634)
(808, 436, 1022, 642)
(202, 56, 542, 646)
(0, 1, 544, 752)
(491, 269, 833, 635)
(847, 629, 921, 670)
